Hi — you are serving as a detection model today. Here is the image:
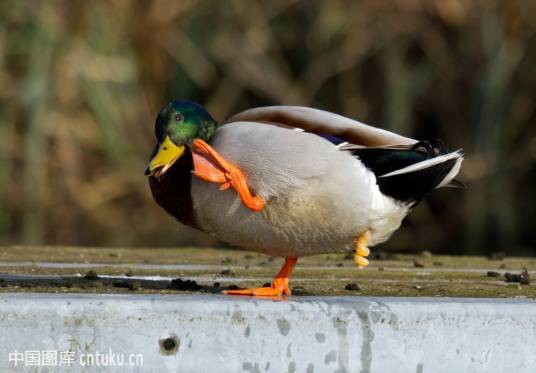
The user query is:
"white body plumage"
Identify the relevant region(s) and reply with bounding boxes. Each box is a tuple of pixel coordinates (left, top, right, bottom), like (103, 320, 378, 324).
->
(192, 122, 413, 257)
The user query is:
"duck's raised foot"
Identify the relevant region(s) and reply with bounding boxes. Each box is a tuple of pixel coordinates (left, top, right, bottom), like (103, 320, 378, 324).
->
(191, 139, 265, 211)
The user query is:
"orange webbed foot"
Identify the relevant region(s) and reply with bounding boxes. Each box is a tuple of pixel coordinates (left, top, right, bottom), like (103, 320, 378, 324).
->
(224, 258, 297, 297)
(224, 277, 291, 297)
(223, 284, 291, 297)
(190, 139, 265, 211)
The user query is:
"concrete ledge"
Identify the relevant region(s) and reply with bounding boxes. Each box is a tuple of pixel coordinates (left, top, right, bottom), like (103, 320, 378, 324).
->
(0, 294, 535, 372)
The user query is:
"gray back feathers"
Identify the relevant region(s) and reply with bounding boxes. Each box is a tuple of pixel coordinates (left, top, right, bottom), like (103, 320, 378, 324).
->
(226, 106, 417, 147)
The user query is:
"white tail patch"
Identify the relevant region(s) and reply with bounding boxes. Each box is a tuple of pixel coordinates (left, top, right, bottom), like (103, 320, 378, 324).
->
(436, 153, 464, 188)
(380, 150, 464, 188)
(336, 141, 350, 149)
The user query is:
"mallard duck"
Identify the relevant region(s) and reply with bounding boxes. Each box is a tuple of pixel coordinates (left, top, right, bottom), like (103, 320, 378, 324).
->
(145, 100, 463, 296)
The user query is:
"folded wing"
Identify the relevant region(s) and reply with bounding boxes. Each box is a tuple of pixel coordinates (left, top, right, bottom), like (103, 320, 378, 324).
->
(225, 106, 464, 203)
(225, 106, 417, 147)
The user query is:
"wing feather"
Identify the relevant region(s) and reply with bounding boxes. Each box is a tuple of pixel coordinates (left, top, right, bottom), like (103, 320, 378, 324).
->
(225, 106, 417, 147)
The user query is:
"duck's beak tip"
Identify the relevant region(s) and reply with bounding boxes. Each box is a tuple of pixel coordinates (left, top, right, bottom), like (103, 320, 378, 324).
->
(145, 136, 185, 178)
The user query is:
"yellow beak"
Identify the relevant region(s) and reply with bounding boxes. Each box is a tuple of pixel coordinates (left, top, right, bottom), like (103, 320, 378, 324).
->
(145, 136, 185, 177)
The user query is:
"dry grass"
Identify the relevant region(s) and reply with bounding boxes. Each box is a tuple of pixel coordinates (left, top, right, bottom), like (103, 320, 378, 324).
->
(0, 1, 535, 254)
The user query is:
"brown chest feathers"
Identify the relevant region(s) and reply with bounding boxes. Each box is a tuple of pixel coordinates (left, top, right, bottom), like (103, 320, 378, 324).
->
(148, 151, 196, 227)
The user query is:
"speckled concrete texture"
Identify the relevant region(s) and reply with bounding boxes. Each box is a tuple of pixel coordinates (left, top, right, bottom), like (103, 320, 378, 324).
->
(1, 294, 535, 372)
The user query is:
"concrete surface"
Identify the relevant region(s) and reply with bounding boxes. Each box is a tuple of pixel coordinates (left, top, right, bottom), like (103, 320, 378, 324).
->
(0, 293, 535, 373)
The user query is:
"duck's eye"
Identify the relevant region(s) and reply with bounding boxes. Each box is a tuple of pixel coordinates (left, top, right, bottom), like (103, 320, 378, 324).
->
(174, 113, 183, 122)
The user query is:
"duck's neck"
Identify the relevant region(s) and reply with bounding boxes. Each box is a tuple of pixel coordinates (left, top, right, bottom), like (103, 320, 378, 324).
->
(148, 149, 196, 228)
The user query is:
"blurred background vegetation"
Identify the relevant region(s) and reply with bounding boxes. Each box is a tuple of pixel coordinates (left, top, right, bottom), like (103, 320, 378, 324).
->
(0, 0, 535, 255)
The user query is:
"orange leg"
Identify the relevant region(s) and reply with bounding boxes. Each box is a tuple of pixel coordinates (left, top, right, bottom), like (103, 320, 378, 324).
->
(224, 257, 298, 296)
(190, 139, 265, 211)
(354, 231, 371, 268)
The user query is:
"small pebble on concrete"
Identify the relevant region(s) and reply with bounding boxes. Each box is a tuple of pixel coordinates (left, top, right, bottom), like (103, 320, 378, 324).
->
(83, 271, 99, 280)
(414, 259, 425, 268)
(345, 283, 360, 291)
(504, 268, 530, 285)
(170, 278, 201, 291)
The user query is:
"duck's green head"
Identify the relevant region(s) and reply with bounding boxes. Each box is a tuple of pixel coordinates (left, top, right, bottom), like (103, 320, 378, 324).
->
(145, 100, 217, 177)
